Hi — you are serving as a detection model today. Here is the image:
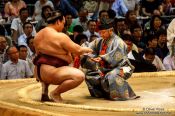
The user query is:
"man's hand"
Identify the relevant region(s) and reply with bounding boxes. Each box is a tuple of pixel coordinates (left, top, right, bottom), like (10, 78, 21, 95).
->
(90, 57, 102, 62)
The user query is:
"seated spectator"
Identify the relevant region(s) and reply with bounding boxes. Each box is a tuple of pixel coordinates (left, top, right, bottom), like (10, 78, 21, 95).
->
(4, 0, 26, 22)
(32, 0, 54, 21)
(163, 38, 175, 70)
(18, 45, 34, 73)
(96, 10, 109, 32)
(141, 0, 163, 16)
(11, 8, 36, 45)
(163, 54, 175, 70)
(18, 22, 33, 46)
(98, 0, 114, 11)
(113, 18, 127, 37)
(83, 20, 100, 42)
(146, 34, 164, 61)
(69, 25, 84, 42)
(89, 34, 99, 42)
(123, 0, 140, 16)
(0, 35, 8, 64)
(26, 36, 35, 61)
(144, 15, 165, 37)
(162, 0, 172, 15)
(72, 8, 89, 31)
(130, 23, 146, 53)
(111, 0, 128, 17)
(68, 0, 83, 12)
(125, 10, 139, 29)
(90, 1, 114, 20)
(122, 34, 157, 72)
(64, 13, 74, 35)
(35, 5, 53, 32)
(156, 29, 169, 60)
(1, 46, 33, 80)
(143, 47, 165, 71)
(53, 0, 78, 18)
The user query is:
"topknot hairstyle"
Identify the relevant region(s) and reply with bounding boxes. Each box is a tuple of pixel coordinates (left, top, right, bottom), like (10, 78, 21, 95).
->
(46, 10, 63, 24)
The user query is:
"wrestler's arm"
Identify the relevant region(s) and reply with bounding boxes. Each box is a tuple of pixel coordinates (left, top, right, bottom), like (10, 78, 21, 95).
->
(60, 33, 93, 55)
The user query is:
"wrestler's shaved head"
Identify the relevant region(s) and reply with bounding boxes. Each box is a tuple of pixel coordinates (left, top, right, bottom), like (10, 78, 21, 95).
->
(47, 11, 64, 24)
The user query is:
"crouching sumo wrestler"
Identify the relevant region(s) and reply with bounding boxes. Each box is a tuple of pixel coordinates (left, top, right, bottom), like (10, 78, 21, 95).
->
(33, 11, 93, 102)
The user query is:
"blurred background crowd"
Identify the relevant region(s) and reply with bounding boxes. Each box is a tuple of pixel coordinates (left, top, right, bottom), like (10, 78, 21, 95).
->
(1, 0, 175, 80)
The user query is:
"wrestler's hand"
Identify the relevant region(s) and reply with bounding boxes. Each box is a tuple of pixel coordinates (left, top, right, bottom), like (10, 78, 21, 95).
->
(83, 47, 93, 54)
(90, 57, 102, 62)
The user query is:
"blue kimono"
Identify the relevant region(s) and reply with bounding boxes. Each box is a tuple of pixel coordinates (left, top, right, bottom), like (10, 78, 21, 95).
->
(81, 34, 138, 100)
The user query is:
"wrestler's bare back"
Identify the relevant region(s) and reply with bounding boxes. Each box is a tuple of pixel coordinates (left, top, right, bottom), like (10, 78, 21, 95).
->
(34, 27, 73, 63)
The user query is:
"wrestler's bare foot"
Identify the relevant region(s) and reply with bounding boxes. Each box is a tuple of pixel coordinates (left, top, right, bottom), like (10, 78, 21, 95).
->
(50, 92, 63, 103)
(41, 94, 51, 102)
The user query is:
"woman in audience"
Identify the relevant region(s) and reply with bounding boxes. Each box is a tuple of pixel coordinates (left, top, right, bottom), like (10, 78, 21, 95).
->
(32, 0, 54, 21)
(4, 0, 26, 22)
(35, 5, 53, 32)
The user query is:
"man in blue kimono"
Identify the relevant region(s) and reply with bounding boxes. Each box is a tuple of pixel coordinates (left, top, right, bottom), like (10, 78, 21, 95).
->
(81, 19, 139, 100)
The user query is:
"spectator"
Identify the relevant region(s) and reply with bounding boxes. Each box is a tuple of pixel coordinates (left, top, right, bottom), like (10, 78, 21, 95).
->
(143, 47, 165, 71)
(1, 46, 33, 80)
(122, 34, 157, 72)
(96, 10, 109, 32)
(26, 36, 35, 61)
(162, 0, 172, 15)
(130, 23, 146, 53)
(53, 0, 78, 18)
(64, 13, 74, 35)
(141, 0, 163, 16)
(4, 0, 26, 22)
(0, 35, 8, 64)
(144, 15, 165, 38)
(18, 45, 34, 73)
(32, 0, 54, 21)
(11, 8, 36, 45)
(111, 0, 128, 17)
(157, 29, 169, 60)
(72, 8, 89, 31)
(113, 18, 127, 37)
(89, 34, 99, 42)
(69, 25, 84, 42)
(123, 0, 140, 16)
(163, 54, 175, 70)
(18, 22, 33, 46)
(125, 10, 139, 29)
(35, 5, 53, 32)
(68, 0, 83, 12)
(83, 20, 100, 42)
(163, 36, 175, 71)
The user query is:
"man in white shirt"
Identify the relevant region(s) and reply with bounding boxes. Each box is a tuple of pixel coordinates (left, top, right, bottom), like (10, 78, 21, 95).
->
(83, 20, 100, 42)
(143, 47, 165, 71)
(18, 22, 33, 46)
(1, 46, 33, 80)
(11, 8, 36, 45)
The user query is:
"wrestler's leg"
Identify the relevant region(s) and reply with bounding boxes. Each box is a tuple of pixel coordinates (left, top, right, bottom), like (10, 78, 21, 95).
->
(40, 65, 85, 102)
(41, 82, 50, 101)
(34, 66, 51, 101)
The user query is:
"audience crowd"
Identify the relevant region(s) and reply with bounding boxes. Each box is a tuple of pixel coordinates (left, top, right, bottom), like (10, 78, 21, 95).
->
(1, 0, 175, 80)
